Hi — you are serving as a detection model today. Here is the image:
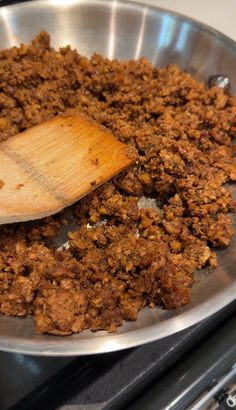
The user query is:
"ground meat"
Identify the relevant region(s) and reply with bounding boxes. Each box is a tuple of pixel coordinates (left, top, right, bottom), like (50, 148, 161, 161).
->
(0, 32, 235, 335)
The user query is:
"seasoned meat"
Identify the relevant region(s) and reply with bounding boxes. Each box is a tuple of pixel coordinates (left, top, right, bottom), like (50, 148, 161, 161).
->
(0, 32, 235, 335)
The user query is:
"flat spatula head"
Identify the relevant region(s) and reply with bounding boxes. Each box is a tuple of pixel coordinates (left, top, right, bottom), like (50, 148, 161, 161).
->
(0, 112, 133, 224)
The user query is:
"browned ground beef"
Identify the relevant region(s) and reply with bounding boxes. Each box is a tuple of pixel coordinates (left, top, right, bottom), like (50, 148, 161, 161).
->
(0, 32, 235, 335)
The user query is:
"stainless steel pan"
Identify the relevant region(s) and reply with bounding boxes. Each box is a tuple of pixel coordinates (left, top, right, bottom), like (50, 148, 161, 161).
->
(0, 0, 235, 356)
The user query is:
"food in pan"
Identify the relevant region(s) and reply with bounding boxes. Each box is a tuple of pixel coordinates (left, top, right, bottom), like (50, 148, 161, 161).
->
(0, 32, 235, 335)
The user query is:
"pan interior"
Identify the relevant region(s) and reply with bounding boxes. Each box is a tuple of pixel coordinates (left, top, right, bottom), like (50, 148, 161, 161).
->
(0, 0, 235, 355)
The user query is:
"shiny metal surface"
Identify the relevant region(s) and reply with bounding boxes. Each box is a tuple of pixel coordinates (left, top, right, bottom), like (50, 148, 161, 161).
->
(0, 0, 236, 356)
(208, 74, 230, 92)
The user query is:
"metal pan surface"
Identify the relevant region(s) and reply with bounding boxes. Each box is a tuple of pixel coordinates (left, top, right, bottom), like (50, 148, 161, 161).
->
(0, 0, 235, 356)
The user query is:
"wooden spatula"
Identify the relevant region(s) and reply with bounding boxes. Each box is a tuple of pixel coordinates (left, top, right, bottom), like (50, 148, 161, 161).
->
(0, 111, 133, 224)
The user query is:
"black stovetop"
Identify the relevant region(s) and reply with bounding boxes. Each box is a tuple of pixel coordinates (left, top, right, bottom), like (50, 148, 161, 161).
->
(1, 300, 235, 410)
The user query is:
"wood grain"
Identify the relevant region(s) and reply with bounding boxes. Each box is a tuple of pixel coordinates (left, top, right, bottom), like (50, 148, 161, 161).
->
(0, 113, 133, 224)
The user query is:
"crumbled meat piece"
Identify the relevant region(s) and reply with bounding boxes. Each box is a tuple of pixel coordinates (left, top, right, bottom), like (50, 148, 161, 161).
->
(0, 31, 235, 335)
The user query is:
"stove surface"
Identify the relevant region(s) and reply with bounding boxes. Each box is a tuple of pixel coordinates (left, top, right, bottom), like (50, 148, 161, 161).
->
(1, 301, 235, 410)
